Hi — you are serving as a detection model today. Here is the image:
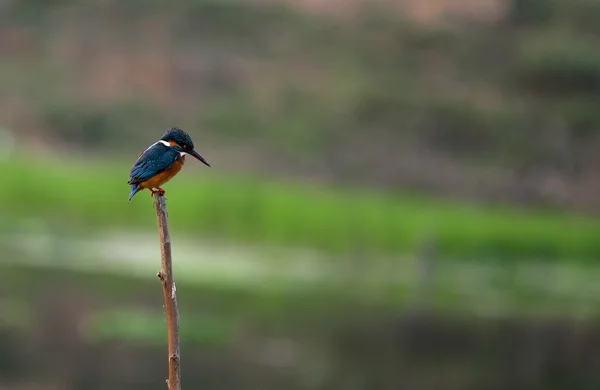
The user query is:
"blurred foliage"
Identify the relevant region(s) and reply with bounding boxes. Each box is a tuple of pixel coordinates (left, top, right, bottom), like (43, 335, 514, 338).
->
(5, 3, 600, 389)
(513, 32, 600, 98)
(42, 99, 171, 148)
(2, 156, 600, 260)
(85, 308, 234, 347)
(4, 261, 600, 389)
(507, 0, 600, 33)
(3, 0, 600, 196)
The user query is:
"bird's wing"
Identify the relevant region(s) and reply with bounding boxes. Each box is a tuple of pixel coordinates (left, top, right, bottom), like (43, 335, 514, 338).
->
(127, 142, 179, 185)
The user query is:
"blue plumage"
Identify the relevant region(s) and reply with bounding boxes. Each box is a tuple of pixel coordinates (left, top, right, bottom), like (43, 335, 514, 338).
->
(127, 128, 211, 201)
(127, 141, 181, 200)
(128, 184, 140, 201)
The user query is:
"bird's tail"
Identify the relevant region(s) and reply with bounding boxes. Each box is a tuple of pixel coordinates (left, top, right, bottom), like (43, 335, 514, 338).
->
(128, 184, 140, 201)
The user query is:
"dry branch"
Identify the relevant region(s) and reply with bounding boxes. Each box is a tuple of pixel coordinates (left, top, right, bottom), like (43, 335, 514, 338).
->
(154, 192, 181, 390)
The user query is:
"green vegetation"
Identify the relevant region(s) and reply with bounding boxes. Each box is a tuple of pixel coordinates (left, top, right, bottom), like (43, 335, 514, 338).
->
(4, 256, 600, 353)
(2, 156, 600, 260)
(5, 0, 600, 176)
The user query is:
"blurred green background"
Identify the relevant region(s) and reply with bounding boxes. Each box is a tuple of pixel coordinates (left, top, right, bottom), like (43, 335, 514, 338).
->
(2, 0, 600, 389)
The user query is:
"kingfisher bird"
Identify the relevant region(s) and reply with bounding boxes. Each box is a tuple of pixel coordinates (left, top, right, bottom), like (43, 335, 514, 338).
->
(128, 127, 211, 201)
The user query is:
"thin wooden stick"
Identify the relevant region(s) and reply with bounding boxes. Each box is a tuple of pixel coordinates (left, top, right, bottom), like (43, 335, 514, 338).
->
(154, 192, 181, 390)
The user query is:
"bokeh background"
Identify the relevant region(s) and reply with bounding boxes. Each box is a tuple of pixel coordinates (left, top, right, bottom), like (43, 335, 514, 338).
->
(2, 0, 600, 389)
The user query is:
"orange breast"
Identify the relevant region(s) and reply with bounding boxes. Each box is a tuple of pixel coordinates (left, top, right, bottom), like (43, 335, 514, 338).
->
(139, 156, 185, 189)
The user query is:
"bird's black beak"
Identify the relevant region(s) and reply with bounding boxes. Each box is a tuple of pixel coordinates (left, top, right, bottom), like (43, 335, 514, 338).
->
(190, 149, 211, 167)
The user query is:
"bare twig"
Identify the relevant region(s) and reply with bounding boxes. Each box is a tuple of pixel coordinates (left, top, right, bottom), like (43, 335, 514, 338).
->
(154, 192, 181, 390)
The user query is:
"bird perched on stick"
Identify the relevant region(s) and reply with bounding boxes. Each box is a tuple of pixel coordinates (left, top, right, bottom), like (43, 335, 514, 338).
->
(128, 128, 211, 200)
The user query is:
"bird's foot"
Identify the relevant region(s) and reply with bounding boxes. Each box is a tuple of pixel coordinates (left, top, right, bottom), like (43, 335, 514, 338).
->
(150, 188, 166, 196)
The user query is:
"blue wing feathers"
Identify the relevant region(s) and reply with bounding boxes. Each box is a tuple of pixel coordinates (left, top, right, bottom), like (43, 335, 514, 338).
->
(127, 142, 179, 185)
(128, 184, 140, 201)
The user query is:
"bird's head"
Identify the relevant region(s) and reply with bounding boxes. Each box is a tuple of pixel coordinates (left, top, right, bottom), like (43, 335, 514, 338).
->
(161, 127, 211, 167)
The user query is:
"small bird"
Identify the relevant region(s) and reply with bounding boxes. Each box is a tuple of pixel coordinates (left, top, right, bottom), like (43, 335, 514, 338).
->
(128, 128, 211, 201)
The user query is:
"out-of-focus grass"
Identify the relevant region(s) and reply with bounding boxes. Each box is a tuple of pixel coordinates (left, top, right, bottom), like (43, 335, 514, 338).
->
(4, 257, 600, 350)
(84, 308, 234, 348)
(2, 155, 600, 260)
(0, 262, 410, 346)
